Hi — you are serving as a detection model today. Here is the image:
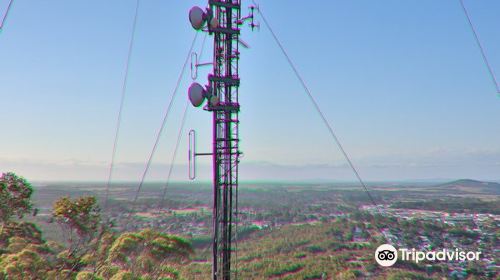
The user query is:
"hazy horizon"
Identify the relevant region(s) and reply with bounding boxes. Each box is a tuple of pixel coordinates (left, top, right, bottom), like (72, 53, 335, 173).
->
(1, 0, 499, 182)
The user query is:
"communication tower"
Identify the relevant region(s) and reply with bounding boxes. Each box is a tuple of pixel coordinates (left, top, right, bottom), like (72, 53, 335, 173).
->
(187, 1, 256, 279)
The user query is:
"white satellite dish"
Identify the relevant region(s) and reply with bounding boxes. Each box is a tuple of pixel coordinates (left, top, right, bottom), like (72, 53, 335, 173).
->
(189, 6, 206, 30)
(188, 83, 206, 107)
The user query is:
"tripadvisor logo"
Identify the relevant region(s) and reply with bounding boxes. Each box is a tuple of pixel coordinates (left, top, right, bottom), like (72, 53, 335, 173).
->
(375, 244, 398, 267)
(375, 244, 482, 267)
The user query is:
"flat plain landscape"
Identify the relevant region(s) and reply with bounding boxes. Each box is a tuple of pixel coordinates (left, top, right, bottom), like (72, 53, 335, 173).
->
(28, 179, 499, 279)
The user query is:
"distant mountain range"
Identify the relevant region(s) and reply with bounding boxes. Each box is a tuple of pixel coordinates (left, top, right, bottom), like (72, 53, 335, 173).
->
(433, 179, 500, 195)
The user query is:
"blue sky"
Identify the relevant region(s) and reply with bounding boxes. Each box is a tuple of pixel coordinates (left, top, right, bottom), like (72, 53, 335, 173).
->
(0, 0, 499, 182)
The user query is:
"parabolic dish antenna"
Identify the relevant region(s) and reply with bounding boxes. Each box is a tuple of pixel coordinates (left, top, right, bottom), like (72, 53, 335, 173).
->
(189, 6, 206, 30)
(188, 82, 206, 107)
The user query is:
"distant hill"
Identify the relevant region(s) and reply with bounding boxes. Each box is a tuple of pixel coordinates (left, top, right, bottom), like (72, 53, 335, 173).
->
(433, 179, 500, 195)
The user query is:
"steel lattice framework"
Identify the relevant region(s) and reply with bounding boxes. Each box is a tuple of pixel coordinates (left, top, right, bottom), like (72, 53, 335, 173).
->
(207, 1, 241, 279)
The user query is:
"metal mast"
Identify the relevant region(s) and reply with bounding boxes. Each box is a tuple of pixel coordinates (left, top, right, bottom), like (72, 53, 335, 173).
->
(207, 0, 241, 279)
(188, 1, 254, 279)
(209, 1, 241, 279)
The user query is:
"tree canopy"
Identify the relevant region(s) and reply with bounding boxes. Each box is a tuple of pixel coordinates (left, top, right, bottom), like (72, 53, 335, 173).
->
(0, 172, 33, 224)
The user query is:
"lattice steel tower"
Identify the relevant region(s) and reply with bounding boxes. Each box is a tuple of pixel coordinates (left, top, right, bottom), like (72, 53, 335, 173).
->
(188, 1, 255, 279)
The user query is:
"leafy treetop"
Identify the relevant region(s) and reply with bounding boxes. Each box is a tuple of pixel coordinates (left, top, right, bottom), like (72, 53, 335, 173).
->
(0, 172, 33, 223)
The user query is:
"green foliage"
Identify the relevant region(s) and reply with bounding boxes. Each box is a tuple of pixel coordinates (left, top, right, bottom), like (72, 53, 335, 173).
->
(0, 221, 60, 279)
(0, 211, 56, 278)
(0, 175, 196, 280)
(97, 265, 121, 279)
(303, 271, 325, 279)
(264, 262, 304, 277)
(102, 228, 192, 279)
(0, 248, 49, 279)
(306, 244, 326, 253)
(52, 196, 101, 237)
(293, 252, 306, 259)
(108, 229, 192, 263)
(0, 172, 33, 223)
(52, 195, 103, 273)
(109, 271, 134, 280)
(0, 221, 44, 247)
(76, 271, 103, 280)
